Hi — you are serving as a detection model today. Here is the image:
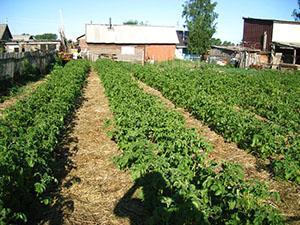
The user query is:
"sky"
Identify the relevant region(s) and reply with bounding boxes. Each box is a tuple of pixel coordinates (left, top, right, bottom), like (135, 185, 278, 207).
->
(0, 0, 298, 43)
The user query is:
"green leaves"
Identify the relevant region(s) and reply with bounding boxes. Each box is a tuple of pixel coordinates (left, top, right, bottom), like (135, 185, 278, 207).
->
(95, 60, 284, 225)
(34, 182, 46, 194)
(182, 0, 218, 55)
(131, 61, 300, 184)
(0, 60, 89, 223)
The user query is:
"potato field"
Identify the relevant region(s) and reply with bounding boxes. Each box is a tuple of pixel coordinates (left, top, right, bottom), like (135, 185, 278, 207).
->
(0, 59, 299, 225)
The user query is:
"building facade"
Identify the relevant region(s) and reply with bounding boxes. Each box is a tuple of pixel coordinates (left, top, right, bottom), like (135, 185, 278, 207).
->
(78, 23, 179, 63)
(243, 17, 300, 65)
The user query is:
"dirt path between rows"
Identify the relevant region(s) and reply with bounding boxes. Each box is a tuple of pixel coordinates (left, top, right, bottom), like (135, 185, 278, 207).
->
(0, 76, 48, 115)
(136, 79, 300, 225)
(40, 70, 141, 225)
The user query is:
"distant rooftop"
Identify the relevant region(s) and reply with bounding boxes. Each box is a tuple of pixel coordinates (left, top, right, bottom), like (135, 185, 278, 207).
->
(13, 35, 35, 41)
(85, 24, 179, 44)
(0, 24, 12, 40)
(243, 17, 300, 25)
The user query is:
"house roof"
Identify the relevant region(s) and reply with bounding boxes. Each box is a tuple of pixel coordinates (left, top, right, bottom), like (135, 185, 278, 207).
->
(76, 34, 85, 40)
(85, 24, 179, 44)
(13, 35, 35, 41)
(243, 17, 300, 25)
(273, 41, 300, 49)
(0, 24, 13, 40)
(211, 45, 261, 52)
(6, 40, 60, 45)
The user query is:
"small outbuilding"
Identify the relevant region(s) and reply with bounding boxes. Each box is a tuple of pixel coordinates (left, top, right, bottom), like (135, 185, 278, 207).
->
(78, 23, 179, 63)
(242, 17, 300, 68)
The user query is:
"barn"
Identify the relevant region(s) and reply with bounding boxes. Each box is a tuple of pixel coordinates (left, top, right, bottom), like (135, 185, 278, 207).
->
(78, 23, 179, 63)
(242, 17, 300, 65)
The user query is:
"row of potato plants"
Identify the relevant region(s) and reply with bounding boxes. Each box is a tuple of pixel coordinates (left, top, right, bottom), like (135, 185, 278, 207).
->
(158, 62, 300, 133)
(128, 62, 300, 184)
(95, 59, 283, 225)
(0, 60, 90, 224)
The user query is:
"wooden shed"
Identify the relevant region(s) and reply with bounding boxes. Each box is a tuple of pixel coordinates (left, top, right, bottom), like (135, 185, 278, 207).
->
(242, 17, 300, 68)
(243, 17, 300, 51)
(78, 23, 179, 63)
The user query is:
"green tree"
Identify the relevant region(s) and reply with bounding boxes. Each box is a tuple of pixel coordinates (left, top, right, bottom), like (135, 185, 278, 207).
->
(123, 20, 145, 25)
(211, 38, 235, 46)
(222, 40, 235, 46)
(182, 0, 218, 55)
(211, 38, 222, 46)
(34, 33, 57, 40)
(292, 0, 300, 21)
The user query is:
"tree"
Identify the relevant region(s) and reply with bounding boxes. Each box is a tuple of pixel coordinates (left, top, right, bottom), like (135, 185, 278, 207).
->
(34, 33, 57, 40)
(123, 20, 145, 25)
(211, 38, 222, 46)
(211, 38, 235, 46)
(292, 0, 300, 21)
(222, 40, 235, 46)
(182, 0, 218, 55)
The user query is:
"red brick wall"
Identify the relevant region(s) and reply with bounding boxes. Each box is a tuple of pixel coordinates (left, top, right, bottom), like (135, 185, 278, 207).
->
(243, 19, 273, 51)
(145, 44, 175, 62)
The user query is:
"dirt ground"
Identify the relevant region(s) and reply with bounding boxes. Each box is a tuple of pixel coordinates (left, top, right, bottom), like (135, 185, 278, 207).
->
(39, 70, 144, 225)
(136, 79, 300, 225)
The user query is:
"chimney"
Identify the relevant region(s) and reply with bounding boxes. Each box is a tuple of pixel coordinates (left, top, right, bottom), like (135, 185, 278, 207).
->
(109, 17, 112, 29)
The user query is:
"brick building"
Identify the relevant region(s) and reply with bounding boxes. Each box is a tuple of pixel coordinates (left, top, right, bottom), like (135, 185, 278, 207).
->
(77, 23, 179, 62)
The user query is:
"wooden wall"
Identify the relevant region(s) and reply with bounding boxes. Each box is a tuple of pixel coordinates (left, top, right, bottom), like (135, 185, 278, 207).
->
(243, 18, 273, 51)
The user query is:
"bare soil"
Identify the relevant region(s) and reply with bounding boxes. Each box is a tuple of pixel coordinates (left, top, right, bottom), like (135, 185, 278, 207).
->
(136, 79, 300, 225)
(39, 70, 144, 225)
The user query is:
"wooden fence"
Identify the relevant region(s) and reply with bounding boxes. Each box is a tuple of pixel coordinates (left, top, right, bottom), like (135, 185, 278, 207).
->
(0, 51, 56, 81)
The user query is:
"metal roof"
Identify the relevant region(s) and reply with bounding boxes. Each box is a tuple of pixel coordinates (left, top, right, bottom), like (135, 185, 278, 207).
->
(86, 24, 179, 44)
(13, 35, 35, 41)
(243, 17, 300, 25)
(6, 40, 60, 45)
(211, 45, 261, 52)
(0, 24, 12, 40)
(273, 41, 300, 49)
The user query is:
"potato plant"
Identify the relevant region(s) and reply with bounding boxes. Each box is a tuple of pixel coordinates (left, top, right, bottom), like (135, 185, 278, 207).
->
(95, 60, 283, 225)
(0, 60, 90, 224)
(129, 62, 300, 184)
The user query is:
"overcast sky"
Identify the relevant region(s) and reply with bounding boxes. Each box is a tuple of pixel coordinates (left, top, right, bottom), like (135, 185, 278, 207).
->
(0, 0, 298, 43)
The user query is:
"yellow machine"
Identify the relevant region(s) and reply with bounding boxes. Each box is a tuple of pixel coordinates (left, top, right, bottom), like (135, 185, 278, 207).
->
(58, 9, 73, 63)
